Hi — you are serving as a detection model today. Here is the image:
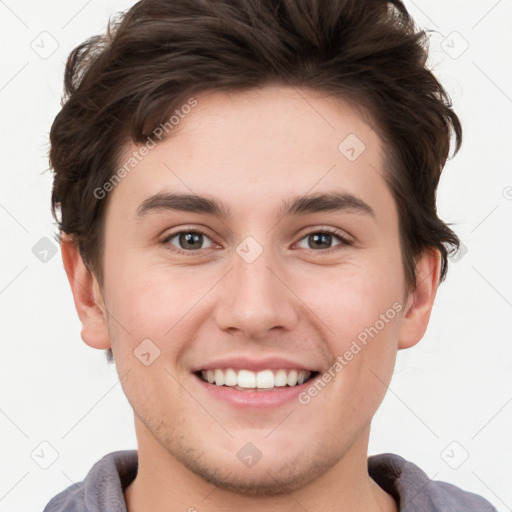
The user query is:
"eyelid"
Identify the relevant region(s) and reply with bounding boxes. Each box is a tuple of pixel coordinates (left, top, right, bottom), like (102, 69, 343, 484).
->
(294, 226, 353, 249)
(161, 225, 353, 254)
(161, 226, 217, 254)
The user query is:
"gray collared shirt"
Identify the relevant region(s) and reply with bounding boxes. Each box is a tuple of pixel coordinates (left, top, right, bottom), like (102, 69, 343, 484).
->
(43, 450, 498, 511)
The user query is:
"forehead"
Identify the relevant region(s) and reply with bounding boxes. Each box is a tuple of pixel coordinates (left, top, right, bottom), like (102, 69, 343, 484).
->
(111, 86, 394, 225)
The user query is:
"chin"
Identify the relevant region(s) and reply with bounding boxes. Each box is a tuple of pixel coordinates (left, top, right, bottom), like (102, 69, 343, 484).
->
(159, 430, 343, 496)
(178, 450, 335, 496)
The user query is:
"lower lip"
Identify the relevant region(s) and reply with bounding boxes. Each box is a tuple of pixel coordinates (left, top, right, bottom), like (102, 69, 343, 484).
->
(193, 373, 317, 409)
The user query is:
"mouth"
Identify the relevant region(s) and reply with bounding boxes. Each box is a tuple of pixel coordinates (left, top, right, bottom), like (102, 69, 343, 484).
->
(194, 368, 320, 392)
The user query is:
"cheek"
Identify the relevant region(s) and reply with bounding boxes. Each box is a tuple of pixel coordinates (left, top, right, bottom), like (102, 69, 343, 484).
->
(303, 260, 403, 339)
(298, 261, 403, 397)
(102, 264, 214, 377)
(104, 263, 193, 333)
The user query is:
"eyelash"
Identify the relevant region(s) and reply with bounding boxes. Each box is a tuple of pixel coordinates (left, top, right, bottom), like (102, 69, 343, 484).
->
(161, 226, 352, 255)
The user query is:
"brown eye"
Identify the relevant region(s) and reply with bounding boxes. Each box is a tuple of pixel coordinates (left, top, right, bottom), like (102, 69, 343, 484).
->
(296, 229, 351, 251)
(163, 230, 215, 252)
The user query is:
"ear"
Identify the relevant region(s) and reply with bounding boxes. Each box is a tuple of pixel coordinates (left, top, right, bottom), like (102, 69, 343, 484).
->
(398, 249, 441, 349)
(61, 235, 111, 350)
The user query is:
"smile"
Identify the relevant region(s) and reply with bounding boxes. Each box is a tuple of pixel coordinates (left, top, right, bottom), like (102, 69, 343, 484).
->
(197, 368, 319, 390)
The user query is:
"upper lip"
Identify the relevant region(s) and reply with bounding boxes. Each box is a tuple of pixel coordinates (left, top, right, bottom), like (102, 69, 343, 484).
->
(192, 356, 318, 373)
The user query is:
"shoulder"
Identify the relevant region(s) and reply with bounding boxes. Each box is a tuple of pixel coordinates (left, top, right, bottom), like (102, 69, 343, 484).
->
(368, 452, 498, 512)
(43, 450, 138, 512)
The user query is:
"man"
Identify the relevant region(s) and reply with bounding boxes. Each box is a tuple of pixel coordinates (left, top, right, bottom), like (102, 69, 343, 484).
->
(44, 0, 497, 510)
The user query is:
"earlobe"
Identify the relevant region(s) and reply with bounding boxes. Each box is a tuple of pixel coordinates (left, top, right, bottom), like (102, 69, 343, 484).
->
(397, 249, 441, 350)
(61, 236, 111, 350)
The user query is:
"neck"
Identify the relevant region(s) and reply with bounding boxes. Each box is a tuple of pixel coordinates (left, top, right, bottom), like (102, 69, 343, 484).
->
(125, 417, 397, 512)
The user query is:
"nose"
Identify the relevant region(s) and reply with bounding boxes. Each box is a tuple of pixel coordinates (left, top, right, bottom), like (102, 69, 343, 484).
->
(213, 242, 300, 340)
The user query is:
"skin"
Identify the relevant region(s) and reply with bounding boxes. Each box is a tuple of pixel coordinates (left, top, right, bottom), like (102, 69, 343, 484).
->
(62, 85, 440, 512)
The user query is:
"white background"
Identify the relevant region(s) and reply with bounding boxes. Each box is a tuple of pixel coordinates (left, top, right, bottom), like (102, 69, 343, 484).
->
(0, 0, 511, 510)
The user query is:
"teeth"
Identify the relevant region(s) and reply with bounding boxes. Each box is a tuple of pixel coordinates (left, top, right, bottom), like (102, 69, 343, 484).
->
(297, 371, 308, 385)
(224, 368, 237, 386)
(199, 368, 313, 389)
(287, 370, 298, 386)
(214, 369, 224, 386)
(238, 369, 256, 388)
(256, 369, 274, 389)
(274, 369, 288, 386)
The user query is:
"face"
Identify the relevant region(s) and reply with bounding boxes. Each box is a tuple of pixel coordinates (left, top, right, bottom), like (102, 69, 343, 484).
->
(90, 86, 418, 494)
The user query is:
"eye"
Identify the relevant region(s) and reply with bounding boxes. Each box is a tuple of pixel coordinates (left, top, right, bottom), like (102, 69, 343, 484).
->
(161, 226, 352, 254)
(295, 228, 352, 251)
(162, 228, 215, 253)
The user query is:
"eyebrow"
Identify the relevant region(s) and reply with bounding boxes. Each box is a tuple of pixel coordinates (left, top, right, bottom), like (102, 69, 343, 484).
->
(135, 190, 375, 220)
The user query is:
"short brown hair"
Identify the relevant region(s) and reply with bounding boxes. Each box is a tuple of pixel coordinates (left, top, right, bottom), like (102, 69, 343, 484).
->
(50, 0, 461, 313)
